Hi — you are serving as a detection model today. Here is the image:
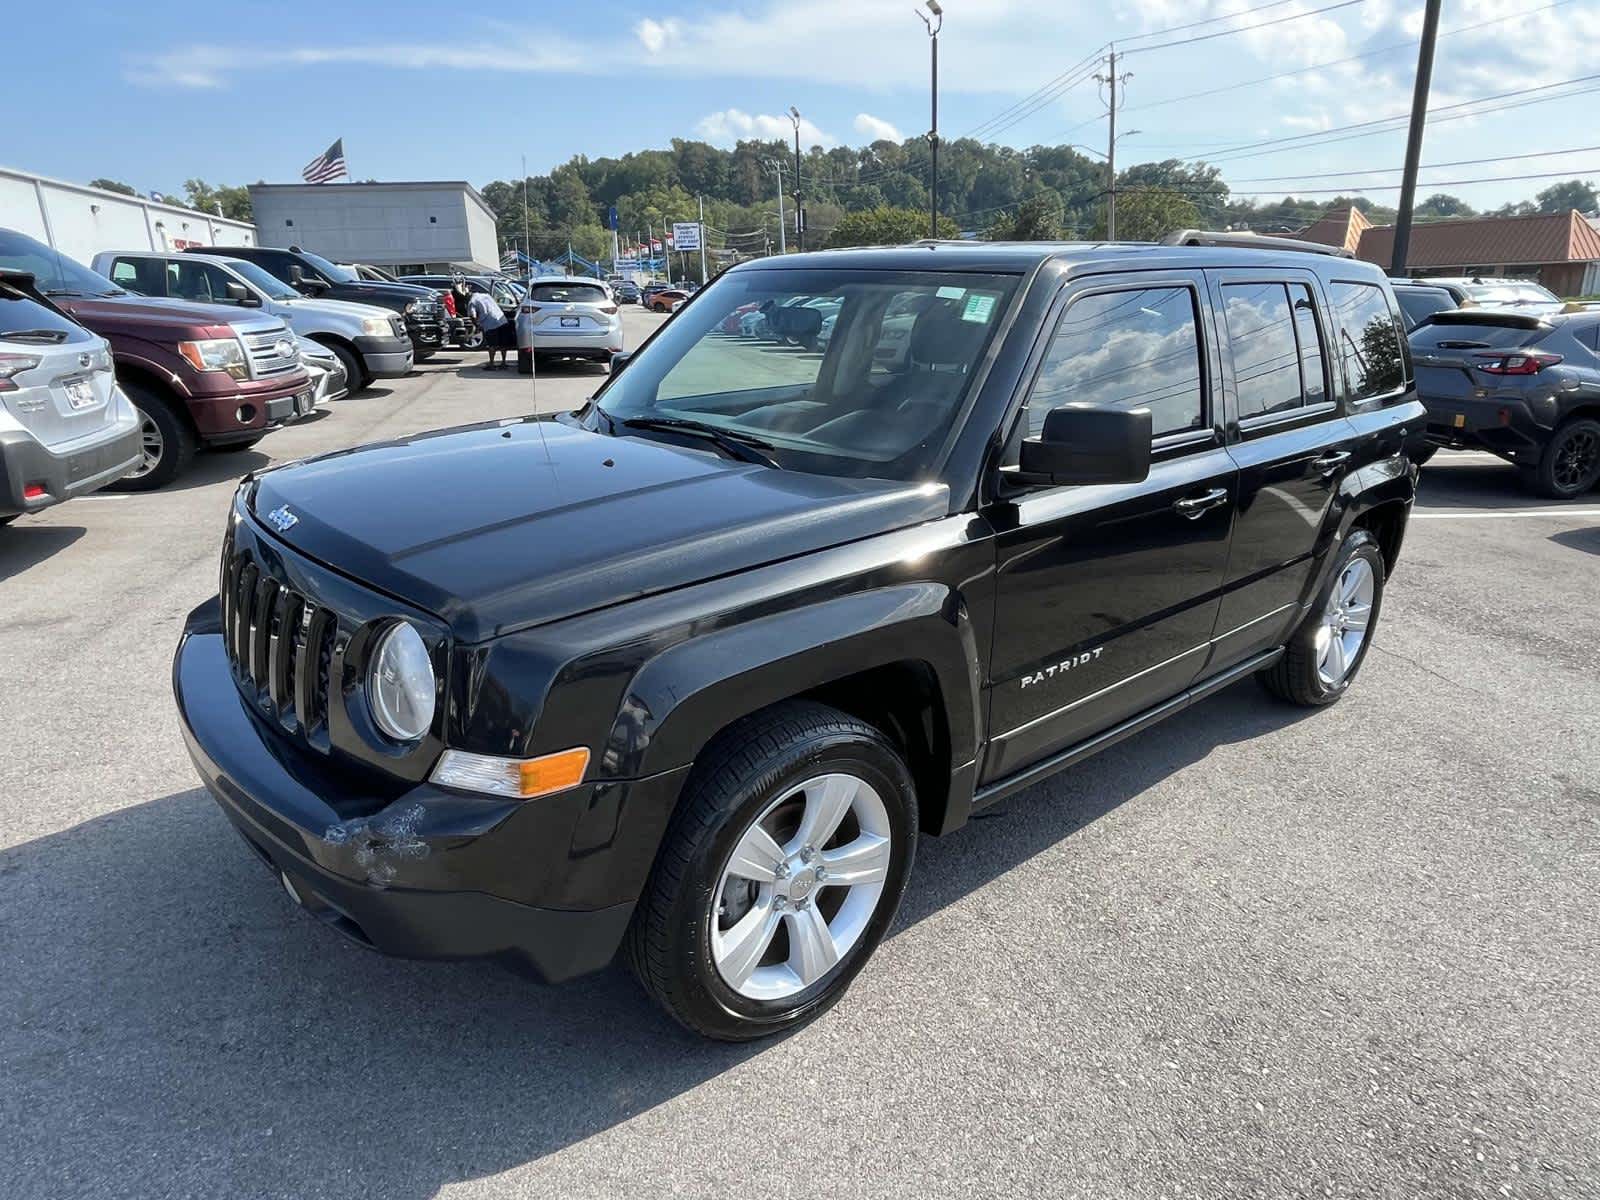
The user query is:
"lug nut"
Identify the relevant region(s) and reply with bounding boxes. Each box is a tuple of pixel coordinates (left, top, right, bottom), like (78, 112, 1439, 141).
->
(773, 895, 788, 911)
(774, 861, 789, 879)
(800, 845, 816, 863)
(814, 866, 827, 881)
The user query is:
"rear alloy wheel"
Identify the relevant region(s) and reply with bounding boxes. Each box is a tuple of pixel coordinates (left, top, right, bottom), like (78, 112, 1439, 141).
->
(108, 385, 196, 492)
(1258, 529, 1384, 707)
(1527, 418, 1600, 499)
(625, 701, 917, 1040)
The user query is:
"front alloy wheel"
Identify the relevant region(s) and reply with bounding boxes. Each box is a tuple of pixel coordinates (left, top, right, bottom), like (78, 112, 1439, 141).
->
(712, 773, 892, 1000)
(625, 701, 917, 1040)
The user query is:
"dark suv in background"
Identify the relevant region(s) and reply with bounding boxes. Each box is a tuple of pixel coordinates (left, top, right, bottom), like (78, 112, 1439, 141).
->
(188, 246, 444, 363)
(1410, 308, 1600, 496)
(176, 232, 1422, 1040)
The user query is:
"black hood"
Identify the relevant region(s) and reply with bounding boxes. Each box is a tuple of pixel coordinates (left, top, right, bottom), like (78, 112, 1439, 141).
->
(249, 419, 950, 642)
(328, 281, 438, 310)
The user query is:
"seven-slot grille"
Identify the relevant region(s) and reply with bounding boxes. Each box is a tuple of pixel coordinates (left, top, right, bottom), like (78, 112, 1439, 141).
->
(241, 325, 301, 379)
(221, 542, 337, 748)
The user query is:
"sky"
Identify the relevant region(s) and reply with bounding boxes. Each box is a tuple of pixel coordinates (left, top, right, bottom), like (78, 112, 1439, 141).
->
(7, 0, 1599, 214)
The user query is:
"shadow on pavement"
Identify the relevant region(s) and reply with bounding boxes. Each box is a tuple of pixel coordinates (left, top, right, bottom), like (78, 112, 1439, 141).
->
(1, 679, 1306, 1197)
(0, 522, 86, 581)
(1549, 525, 1600, 556)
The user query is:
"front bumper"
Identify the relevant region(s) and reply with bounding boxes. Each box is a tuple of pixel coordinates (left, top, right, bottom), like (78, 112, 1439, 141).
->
(173, 599, 681, 982)
(405, 317, 444, 357)
(0, 418, 141, 516)
(190, 372, 314, 441)
(353, 334, 414, 379)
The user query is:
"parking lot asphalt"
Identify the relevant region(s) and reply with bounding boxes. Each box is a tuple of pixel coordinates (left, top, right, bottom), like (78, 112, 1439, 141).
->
(3, 304, 1597, 1199)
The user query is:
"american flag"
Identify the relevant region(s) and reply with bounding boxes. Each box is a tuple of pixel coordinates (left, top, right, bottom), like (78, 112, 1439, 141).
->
(300, 138, 347, 184)
(500, 249, 520, 272)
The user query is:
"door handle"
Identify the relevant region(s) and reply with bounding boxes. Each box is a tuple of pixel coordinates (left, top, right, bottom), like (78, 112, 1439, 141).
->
(1172, 487, 1229, 519)
(1313, 450, 1352, 476)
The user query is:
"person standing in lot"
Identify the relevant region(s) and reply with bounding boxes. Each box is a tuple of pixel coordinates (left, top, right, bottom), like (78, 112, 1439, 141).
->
(467, 289, 512, 370)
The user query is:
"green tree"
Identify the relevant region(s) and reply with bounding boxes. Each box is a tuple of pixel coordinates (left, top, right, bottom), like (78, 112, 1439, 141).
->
(88, 178, 137, 196)
(989, 192, 1064, 240)
(1094, 188, 1199, 241)
(1415, 193, 1474, 219)
(182, 179, 252, 221)
(1534, 179, 1598, 214)
(826, 205, 958, 248)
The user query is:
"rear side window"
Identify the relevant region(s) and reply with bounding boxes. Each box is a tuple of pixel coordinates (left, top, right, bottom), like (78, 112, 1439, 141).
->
(1221, 281, 1327, 420)
(1396, 288, 1454, 331)
(529, 283, 608, 304)
(1029, 286, 1205, 440)
(1330, 281, 1406, 401)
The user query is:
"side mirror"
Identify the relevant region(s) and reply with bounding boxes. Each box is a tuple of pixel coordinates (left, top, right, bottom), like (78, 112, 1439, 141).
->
(1016, 405, 1152, 487)
(609, 351, 633, 375)
(223, 281, 260, 306)
(288, 264, 304, 284)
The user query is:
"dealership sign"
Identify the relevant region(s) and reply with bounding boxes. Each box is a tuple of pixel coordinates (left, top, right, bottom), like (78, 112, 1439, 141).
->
(671, 222, 702, 252)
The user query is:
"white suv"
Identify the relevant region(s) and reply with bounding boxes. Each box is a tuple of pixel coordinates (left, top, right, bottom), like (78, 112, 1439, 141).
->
(514, 277, 623, 374)
(0, 270, 140, 524)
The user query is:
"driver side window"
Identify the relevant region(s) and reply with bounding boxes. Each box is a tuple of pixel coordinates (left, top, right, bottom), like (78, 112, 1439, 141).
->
(1026, 285, 1206, 440)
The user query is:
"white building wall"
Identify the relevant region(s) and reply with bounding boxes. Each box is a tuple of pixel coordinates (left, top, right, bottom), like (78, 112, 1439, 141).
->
(0, 166, 256, 265)
(249, 183, 498, 271)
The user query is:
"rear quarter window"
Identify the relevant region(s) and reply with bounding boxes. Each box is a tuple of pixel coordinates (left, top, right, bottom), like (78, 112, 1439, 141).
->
(1330, 281, 1406, 402)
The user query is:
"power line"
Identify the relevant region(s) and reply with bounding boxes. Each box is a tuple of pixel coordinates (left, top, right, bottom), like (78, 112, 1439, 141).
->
(1223, 144, 1600, 185)
(1179, 73, 1600, 165)
(1114, 0, 1307, 44)
(1118, 166, 1600, 197)
(1123, 0, 1577, 115)
(1119, 0, 1364, 56)
(964, 51, 1105, 141)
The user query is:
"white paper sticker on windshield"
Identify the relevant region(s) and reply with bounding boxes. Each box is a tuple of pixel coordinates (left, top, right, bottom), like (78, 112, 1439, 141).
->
(962, 293, 996, 323)
(936, 286, 966, 300)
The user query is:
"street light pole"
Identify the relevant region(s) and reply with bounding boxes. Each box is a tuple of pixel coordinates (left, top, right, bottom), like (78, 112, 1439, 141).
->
(790, 106, 804, 252)
(917, 1, 944, 239)
(1391, 0, 1442, 276)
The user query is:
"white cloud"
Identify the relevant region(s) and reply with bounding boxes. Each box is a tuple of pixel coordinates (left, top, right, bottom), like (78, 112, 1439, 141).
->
(854, 113, 903, 143)
(635, 18, 681, 55)
(694, 109, 835, 149)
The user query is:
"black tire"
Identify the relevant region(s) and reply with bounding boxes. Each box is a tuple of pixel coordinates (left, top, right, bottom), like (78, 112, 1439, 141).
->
(1410, 444, 1438, 468)
(414, 347, 435, 363)
(516, 348, 533, 375)
(624, 700, 918, 1041)
(210, 436, 265, 454)
(0, 514, 17, 527)
(1257, 529, 1385, 707)
(107, 384, 196, 492)
(320, 341, 366, 393)
(1524, 417, 1600, 499)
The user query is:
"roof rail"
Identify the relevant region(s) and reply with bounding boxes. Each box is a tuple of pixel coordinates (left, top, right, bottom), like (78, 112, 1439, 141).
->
(1160, 229, 1354, 259)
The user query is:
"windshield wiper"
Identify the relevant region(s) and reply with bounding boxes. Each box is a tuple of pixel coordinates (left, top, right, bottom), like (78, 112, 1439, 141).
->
(43, 289, 88, 298)
(619, 416, 780, 467)
(2, 328, 69, 344)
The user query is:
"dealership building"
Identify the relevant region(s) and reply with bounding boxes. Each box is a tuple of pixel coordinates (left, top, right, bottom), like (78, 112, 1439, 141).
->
(247, 181, 500, 274)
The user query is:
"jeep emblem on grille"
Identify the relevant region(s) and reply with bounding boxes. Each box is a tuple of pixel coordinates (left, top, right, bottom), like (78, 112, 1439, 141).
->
(264, 505, 299, 533)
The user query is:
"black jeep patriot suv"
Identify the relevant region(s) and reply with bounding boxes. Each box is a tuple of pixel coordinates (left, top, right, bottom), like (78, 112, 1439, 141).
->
(174, 234, 1423, 1040)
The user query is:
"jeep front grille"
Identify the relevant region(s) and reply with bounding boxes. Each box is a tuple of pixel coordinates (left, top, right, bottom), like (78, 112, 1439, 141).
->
(221, 542, 337, 750)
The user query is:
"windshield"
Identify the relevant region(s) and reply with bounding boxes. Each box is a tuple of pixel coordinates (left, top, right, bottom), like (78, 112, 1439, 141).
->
(1463, 280, 1559, 305)
(297, 250, 358, 283)
(595, 267, 1018, 480)
(226, 259, 299, 301)
(0, 229, 124, 298)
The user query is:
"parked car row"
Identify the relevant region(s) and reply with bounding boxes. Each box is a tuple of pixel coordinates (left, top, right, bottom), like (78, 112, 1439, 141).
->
(0, 227, 469, 506)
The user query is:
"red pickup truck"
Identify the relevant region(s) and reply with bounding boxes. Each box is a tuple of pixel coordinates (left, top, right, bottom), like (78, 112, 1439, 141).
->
(0, 228, 313, 489)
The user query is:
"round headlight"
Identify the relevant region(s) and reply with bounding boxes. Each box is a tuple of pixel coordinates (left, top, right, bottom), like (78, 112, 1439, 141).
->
(367, 622, 436, 742)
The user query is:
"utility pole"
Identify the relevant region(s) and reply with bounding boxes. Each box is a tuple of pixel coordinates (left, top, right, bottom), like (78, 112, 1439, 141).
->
(1391, 0, 1442, 276)
(917, 1, 943, 238)
(764, 159, 788, 253)
(790, 106, 805, 252)
(698, 195, 708, 284)
(1095, 48, 1132, 240)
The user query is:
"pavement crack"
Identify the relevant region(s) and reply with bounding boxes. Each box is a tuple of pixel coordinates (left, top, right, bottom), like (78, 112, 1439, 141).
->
(1367, 640, 1491, 695)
